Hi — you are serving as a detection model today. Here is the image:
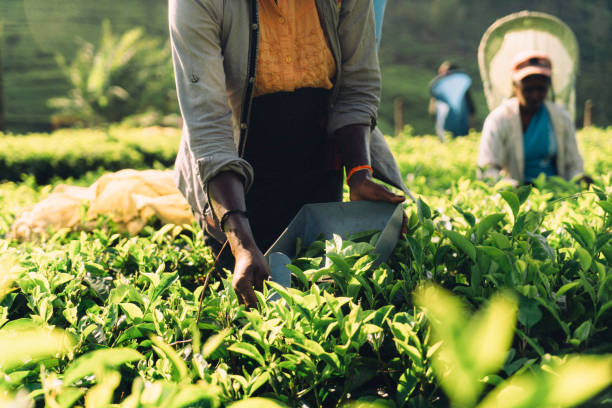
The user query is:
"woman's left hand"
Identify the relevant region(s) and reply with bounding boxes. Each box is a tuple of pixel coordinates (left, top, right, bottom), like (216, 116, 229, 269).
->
(348, 171, 404, 203)
(348, 170, 407, 234)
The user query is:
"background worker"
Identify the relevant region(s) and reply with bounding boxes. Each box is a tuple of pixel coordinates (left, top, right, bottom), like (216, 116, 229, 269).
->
(429, 61, 476, 141)
(478, 51, 589, 185)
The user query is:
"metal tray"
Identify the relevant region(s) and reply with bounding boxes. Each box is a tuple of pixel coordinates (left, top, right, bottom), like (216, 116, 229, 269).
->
(265, 201, 404, 289)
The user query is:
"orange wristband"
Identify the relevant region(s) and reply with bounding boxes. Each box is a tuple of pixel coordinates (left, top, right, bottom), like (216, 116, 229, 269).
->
(346, 165, 373, 185)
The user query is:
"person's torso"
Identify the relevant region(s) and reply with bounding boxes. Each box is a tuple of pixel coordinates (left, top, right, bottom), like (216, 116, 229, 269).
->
(522, 104, 558, 181)
(218, 0, 343, 146)
(493, 98, 569, 182)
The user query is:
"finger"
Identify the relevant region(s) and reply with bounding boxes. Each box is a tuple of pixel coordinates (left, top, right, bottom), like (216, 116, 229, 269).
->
(242, 287, 258, 309)
(375, 186, 405, 203)
(235, 281, 258, 309)
(362, 182, 404, 201)
(253, 269, 267, 292)
(233, 276, 257, 308)
(387, 194, 406, 204)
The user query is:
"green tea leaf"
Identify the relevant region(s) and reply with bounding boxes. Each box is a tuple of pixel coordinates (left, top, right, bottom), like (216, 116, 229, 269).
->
(417, 197, 431, 223)
(465, 292, 517, 375)
(518, 297, 542, 330)
(167, 383, 221, 407)
(84, 370, 121, 408)
(150, 335, 189, 382)
(565, 223, 596, 250)
(63, 348, 143, 385)
(228, 398, 288, 408)
(326, 252, 352, 275)
(345, 399, 396, 407)
(84, 262, 106, 276)
(444, 230, 476, 261)
(572, 320, 592, 343)
(526, 232, 556, 262)
(554, 281, 581, 300)
(453, 205, 476, 227)
(515, 328, 545, 357)
(150, 272, 179, 304)
(596, 300, 612, 322)
(57, 387, 87, 408)
(516, 184, 532, 205)
(500, 191, 520, 221)
(201, 328, 230, 359)
(114, 323, 156, 345)
(597, 201, 612, 215)
(415, 285, 482, 406)
(396, 369, 418, 407)
(478, 246, 512, 274)
(512, 212, 527, 235)
(594, 232, 612, 252)
(342, 242, 375, 257)
(475, 213, 506, 241)
(371, 305, 394, 327)
(227, 342, 265, 366)
(547, 355, 612, 407)
(119, 303, 143, 322)
(574, 247, 592, 271)
(0, 327, 74, 373)
(489, 231, 511, 249)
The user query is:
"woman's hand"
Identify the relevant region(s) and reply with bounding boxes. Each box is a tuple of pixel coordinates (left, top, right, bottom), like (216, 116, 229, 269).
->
(208, 171, 269, 308)
(348, 170, 407, 234)
(348, 170, 405, 204)
(231, 243, 269, 309)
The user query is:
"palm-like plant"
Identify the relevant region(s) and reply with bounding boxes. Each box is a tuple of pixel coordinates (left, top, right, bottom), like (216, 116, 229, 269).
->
(49, 20, 176, 127)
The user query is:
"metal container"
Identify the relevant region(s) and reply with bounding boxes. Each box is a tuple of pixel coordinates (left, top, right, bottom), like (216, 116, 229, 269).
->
(265, 201, 404, 290)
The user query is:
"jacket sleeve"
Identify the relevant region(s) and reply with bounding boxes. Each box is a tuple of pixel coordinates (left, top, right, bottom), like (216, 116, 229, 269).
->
(562, 113, 585, 180)
(478, 111, 506, 180)
(327, 0, 381, 134)
(169, 0, 254, 194)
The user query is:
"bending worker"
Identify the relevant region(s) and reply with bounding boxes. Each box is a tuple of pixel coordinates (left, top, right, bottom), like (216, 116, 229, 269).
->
(478, 51, 588, 185)
(169, 0, 407, 307)
(428, 61, 475, 141)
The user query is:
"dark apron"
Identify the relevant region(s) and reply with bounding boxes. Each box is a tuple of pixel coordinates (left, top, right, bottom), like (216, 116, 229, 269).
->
(205, 87, 343, 265)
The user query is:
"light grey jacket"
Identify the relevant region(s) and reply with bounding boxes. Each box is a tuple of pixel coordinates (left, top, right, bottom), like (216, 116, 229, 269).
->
(169, 0, 411, 222)
(478, 98, 584, 183)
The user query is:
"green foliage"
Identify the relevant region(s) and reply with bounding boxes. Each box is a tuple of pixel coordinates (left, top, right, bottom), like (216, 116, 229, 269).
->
(417, 285, 612, 408)
(0, 127, 610, 406)
(415, 286, 518, 407)
(386, 126, 611, 196)
(379, 1, 612, 132)
(48, 19, 177, 127)
(0, 126, 180, 184)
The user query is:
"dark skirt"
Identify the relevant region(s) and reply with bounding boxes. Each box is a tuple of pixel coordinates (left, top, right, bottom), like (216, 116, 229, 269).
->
(205, 87, 343, 265)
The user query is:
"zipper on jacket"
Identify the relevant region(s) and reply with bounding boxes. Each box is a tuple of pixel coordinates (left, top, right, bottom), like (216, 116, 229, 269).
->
(238, 0, 260, 158)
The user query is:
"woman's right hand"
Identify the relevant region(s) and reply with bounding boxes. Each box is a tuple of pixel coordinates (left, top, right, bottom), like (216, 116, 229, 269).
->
(231, 243, 269, 309)
(208, 171, 269, 308)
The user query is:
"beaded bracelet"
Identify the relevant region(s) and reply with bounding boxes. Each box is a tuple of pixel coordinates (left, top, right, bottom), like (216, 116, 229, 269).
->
(346, 164, 373, 185)
(220, 209, 248, 232)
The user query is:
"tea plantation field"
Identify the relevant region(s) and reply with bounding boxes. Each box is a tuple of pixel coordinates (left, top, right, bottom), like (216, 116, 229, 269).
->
(0, 127, 611, 407)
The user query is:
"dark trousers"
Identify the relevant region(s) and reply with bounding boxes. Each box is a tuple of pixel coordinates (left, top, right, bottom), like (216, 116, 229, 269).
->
(204, 88, 343, 268)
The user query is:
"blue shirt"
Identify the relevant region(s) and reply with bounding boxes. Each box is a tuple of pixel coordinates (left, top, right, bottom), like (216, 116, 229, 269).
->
(523, 105, 557, 182)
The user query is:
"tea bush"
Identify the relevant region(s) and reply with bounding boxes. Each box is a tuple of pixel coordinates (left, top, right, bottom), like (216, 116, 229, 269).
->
(0, 126, 180, 184)
(0, 127, 611, 407)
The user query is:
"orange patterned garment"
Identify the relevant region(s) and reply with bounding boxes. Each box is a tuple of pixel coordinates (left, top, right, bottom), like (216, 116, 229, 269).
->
(254, 0, 337, 97)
